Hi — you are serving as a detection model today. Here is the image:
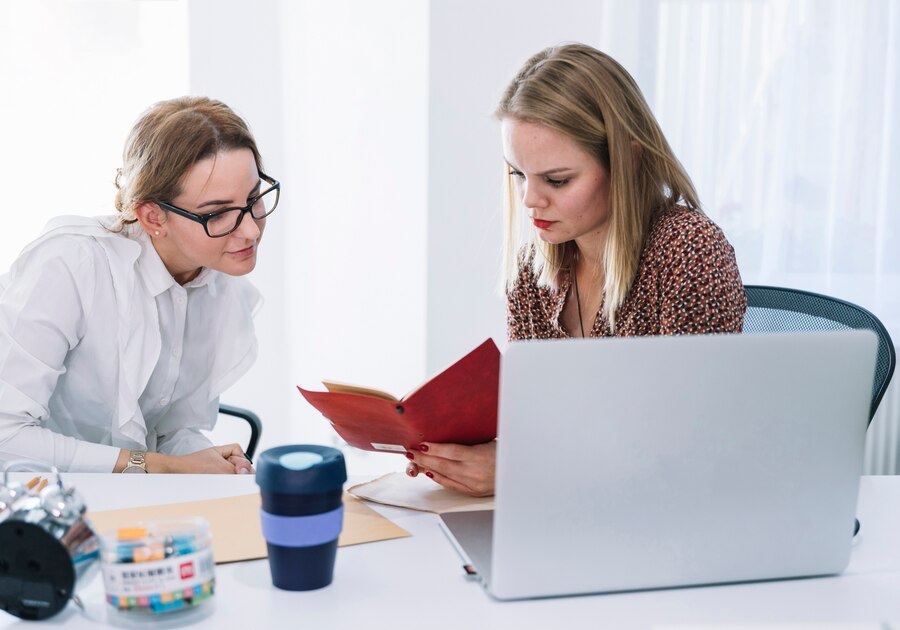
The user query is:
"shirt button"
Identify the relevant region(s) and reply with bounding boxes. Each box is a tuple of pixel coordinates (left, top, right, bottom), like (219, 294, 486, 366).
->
(159, 398, 169, 406)
(172, 348, 180, 357)
(176, 296, 186, 305)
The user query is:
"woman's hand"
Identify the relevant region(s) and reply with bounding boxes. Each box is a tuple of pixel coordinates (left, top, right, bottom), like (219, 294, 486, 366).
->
(405, 441, 496, 497)
(146, 444, 254, 474)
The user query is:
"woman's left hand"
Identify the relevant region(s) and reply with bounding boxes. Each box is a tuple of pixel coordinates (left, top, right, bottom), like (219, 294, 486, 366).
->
(405, 441, 496, 497)
(150, 444, 254, 474)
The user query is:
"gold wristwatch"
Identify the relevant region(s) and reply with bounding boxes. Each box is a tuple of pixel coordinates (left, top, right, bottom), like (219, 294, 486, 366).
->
(122, 450, 148, 474)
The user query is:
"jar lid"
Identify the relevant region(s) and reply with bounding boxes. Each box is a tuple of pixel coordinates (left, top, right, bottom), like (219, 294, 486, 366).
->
(98, 517, 210, 563)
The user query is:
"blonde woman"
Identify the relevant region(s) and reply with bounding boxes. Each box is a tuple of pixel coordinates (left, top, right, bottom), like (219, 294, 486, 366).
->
(0, 96, 279, 473)
(407, 43, 746, 496)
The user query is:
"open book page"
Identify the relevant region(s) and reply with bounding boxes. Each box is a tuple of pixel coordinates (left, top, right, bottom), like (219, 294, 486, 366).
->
(321, 348, 467, 401)
(348, 472, 495, 514)
(325, 339, 500, 403)
(322, 380, 399, 402)
(401, 340, 493, 400)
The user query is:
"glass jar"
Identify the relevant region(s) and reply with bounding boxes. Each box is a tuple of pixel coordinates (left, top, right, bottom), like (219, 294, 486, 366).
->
(98, 517, 214, 616)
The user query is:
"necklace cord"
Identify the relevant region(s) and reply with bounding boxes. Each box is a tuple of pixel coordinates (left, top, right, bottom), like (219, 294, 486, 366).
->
(573, 268, 586, 338)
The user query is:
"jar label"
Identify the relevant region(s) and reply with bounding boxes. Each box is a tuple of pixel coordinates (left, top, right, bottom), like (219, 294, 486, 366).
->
(101, 547, 215, 611)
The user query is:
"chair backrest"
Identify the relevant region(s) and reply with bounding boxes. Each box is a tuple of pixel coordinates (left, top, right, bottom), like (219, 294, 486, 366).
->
(216, 404, 263, 459)
(743, 285, 896, 425)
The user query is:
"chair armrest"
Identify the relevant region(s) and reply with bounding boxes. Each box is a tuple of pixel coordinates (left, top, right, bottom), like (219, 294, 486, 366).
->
(218, 404, 263, 460)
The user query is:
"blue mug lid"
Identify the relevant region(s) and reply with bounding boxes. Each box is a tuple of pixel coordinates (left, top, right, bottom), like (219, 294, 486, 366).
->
(255, 445, 347, 494)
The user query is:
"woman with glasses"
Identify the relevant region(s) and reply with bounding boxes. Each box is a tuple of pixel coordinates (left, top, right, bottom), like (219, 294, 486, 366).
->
(405, 43, 746, 496)
(0, 96, 279, 473)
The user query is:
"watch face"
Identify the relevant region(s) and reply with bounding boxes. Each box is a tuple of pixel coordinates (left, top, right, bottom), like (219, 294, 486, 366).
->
(122, 465, 147, 474)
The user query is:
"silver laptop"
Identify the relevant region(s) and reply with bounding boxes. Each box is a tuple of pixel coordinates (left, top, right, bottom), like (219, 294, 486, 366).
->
(440, 331, 877, 600)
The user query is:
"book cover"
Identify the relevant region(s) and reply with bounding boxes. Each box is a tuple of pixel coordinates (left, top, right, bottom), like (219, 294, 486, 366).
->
(297, 339, 500, 453)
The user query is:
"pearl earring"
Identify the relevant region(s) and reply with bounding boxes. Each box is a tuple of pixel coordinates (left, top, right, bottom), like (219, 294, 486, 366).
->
(155, 230, 160, 236)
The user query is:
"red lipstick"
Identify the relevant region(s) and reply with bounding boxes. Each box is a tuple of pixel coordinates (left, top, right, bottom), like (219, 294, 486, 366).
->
(532, 218, 554, 229)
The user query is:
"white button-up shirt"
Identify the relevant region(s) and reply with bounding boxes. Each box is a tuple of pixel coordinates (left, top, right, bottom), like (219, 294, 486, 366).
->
(0, 216, 261, 472)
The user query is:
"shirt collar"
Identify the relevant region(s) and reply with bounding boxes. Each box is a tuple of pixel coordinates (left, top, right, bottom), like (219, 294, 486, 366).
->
(134, 230, 218, 297)
(185, 266, 218, 295)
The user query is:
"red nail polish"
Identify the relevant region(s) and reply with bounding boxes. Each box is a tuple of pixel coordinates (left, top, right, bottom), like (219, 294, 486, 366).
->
(405, 452, 414, 460)
(425, 471, 434, 478)
(418, 444, 430, 453)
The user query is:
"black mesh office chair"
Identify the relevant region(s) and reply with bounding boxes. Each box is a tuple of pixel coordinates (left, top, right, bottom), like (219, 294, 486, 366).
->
(218, 404, 262, 459)
(743, 285, 896, 426)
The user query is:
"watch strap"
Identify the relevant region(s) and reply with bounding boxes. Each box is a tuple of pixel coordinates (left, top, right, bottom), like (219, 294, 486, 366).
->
(122, 450, 148, 473)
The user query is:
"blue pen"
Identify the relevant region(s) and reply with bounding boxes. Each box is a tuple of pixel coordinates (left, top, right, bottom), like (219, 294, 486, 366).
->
(168, 534, 196, 556)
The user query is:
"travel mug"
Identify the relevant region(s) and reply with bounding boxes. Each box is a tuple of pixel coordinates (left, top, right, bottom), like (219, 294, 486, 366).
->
(255, 445, 347, 591)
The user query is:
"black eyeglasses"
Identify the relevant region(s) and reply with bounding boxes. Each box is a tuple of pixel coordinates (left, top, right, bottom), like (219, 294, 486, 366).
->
(154, 172, 280, 238)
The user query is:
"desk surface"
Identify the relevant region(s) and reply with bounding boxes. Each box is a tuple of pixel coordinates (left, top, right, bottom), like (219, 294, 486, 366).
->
(2, 474, 899, 629)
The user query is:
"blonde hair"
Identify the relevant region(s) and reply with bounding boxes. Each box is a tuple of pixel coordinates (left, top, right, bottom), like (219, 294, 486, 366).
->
(497, 43, 700, 331)
(113, 96, 262, 226)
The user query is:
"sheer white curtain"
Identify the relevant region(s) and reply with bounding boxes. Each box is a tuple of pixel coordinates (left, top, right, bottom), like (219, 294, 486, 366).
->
(654, 1, 898, 305)
(647, 0, 900, 471)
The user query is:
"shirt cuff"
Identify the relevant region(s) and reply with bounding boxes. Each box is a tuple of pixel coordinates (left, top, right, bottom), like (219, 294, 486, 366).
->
(68, 441, 121, 473)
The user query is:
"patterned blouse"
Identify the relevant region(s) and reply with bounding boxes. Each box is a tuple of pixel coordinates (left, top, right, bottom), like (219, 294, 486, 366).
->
(507, 207, 746, 340)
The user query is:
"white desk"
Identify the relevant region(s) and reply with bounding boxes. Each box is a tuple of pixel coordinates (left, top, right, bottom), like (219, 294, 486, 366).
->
(2, 474, 900, 629)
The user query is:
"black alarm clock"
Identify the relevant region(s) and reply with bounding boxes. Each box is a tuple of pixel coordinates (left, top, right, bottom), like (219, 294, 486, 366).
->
(0, 471, 98, 620)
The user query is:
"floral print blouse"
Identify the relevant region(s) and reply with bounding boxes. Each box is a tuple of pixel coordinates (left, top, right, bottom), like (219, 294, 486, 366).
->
(507, 207, 747, 340)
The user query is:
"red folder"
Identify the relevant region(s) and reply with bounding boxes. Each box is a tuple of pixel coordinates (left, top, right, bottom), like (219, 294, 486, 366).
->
(297, 339, 500, 453)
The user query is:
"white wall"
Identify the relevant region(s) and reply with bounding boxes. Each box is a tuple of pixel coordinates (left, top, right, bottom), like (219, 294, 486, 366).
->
(0, 0, 188, 270)
(187, 0, 429, 476)
(279, 0, 429, 473)
(425, 0, 607, 371)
